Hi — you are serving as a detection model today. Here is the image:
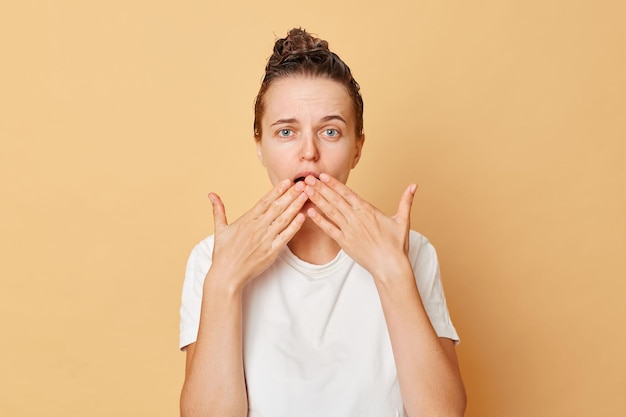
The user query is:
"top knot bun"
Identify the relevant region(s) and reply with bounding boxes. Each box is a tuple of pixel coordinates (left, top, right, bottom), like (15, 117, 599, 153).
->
(267, 28, 332, 70)
(273, 28, 329, 56)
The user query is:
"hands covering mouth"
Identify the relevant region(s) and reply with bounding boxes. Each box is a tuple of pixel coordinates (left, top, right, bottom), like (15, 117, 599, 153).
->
(207, 171, 417, 288)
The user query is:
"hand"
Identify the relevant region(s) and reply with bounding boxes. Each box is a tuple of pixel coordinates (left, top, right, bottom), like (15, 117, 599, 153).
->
(208, 179, 308, 290)
(303, 173, 417, 278)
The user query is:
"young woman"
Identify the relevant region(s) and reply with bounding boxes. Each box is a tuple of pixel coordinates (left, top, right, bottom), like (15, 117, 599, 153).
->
(180, 28, 466, 417)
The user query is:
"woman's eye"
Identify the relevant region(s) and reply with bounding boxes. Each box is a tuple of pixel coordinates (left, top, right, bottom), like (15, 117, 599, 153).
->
(278, 129, 293, 137)
(324, 129, 339, 137)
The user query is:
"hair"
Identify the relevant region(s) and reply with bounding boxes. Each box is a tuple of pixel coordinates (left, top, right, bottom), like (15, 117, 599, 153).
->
(253, 28, 364, 140)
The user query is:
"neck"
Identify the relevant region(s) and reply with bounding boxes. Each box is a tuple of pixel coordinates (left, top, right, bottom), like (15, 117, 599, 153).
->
(288, 218, 341, 265)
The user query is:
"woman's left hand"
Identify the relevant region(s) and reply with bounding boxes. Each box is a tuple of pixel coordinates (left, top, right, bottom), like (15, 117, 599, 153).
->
(303, 173, 417, 278)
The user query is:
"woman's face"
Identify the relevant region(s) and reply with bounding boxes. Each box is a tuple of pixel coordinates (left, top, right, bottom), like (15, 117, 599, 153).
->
(256, 76, 364, 187)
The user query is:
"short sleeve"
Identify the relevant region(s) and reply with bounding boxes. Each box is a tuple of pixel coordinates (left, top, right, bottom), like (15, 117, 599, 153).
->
(408, 231, 460, 343)
(179, 235, 214, 350)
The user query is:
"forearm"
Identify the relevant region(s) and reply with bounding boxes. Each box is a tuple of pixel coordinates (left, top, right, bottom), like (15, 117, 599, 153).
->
(374, 258, 466, 417)
(180, 272, 248, 417)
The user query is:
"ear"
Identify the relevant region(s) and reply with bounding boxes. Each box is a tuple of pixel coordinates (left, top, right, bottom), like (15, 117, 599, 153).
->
(351, 134, 365, 168)
(256, 140, 265, 167)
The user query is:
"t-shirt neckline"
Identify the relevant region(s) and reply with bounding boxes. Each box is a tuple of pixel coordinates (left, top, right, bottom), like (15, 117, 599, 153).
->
(279, 245, 349, 279)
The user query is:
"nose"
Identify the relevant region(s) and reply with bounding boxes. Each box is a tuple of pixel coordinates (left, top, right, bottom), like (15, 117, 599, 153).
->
(299, 134, 319, 161)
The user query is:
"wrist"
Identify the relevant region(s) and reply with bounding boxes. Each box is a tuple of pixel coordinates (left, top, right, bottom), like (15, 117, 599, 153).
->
(203, 265, 247, 298)
(370, 254, 415, 290)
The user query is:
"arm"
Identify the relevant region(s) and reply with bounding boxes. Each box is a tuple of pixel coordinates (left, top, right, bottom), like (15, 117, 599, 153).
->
(304, 174, 466, 417)
(372, 256, 466, 417)
(181, 279, 247, 417)
(180, 180, 307, 417)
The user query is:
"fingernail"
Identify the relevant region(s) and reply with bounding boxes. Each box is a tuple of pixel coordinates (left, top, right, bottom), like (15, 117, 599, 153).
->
(410, 184, 417, 194)
(208, 194, 216, 204)
(319, 173, 330, 182)
(295, 181, 305, 191)
(305, 186, 314, 196)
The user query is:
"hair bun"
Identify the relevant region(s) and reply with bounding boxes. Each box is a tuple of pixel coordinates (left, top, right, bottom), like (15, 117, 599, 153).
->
(268, 28, 330, 68)
(276, 28, 329, 54)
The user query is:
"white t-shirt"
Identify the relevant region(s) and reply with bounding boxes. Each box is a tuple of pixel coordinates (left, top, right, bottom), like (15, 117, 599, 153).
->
(180, 230, 459, 417)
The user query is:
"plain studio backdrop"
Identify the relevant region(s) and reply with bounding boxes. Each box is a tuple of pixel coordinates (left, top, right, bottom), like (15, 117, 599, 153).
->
(1, 1, 624, 416)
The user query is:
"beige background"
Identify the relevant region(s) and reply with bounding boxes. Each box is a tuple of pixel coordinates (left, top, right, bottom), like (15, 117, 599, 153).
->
(1, 1, 625, 416)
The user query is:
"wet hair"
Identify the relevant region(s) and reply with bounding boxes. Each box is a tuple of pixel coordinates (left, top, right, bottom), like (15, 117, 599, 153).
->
(253, 28, 364, 140)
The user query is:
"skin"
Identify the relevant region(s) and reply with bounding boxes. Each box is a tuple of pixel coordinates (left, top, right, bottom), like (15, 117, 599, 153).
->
(180, 76, 466, 417)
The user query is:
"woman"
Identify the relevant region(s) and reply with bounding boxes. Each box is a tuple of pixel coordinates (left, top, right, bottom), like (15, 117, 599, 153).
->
(180, 28, 466, 417)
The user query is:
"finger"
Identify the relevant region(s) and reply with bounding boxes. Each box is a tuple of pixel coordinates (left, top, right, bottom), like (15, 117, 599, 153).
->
(209, 193, 228, 232)
(317, 173, 362, 208)
(312, 174, 370, 219)
(267, 189, 308, 234)
(306, 207, 343, 243)
(304, 183, 348, 227)
(249, 179, 292, 218)
(396, 183, 417, 224)
(263, 180, 306, 221)
(272, 213, 306, 250)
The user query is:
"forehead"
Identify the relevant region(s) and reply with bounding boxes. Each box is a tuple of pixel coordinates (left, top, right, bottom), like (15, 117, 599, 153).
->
(262, 76, 355, 123)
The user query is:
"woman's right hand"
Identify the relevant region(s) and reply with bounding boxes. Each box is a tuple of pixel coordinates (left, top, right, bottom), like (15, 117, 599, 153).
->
(182, 181, 306, 417)
(207, 179, 308, 291)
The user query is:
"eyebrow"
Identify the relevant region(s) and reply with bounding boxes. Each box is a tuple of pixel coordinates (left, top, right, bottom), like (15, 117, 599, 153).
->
(270, 115, 347, 127)
(270, 118, 297, 127)
(320, 115, 347, 124)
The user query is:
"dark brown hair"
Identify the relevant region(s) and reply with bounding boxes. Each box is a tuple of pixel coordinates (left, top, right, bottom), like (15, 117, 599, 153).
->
(253, 28, 364, 140)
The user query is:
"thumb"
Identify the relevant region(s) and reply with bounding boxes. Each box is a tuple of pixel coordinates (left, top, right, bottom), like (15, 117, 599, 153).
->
(396, 183, 417, 225)
(209, 193, 228, 232)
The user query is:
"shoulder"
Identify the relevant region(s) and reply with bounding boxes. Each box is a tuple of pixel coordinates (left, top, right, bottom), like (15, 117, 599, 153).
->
(407, 229, 442, 278)
(184, 234, 215, 282)
(187, 234, 215, 263)
(408, 230, 437, 260)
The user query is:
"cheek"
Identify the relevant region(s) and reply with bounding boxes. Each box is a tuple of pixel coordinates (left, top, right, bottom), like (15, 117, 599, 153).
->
(260, 150, 291, 182)
(263, 152, 285, 169)
(326, 151, 357, 181)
